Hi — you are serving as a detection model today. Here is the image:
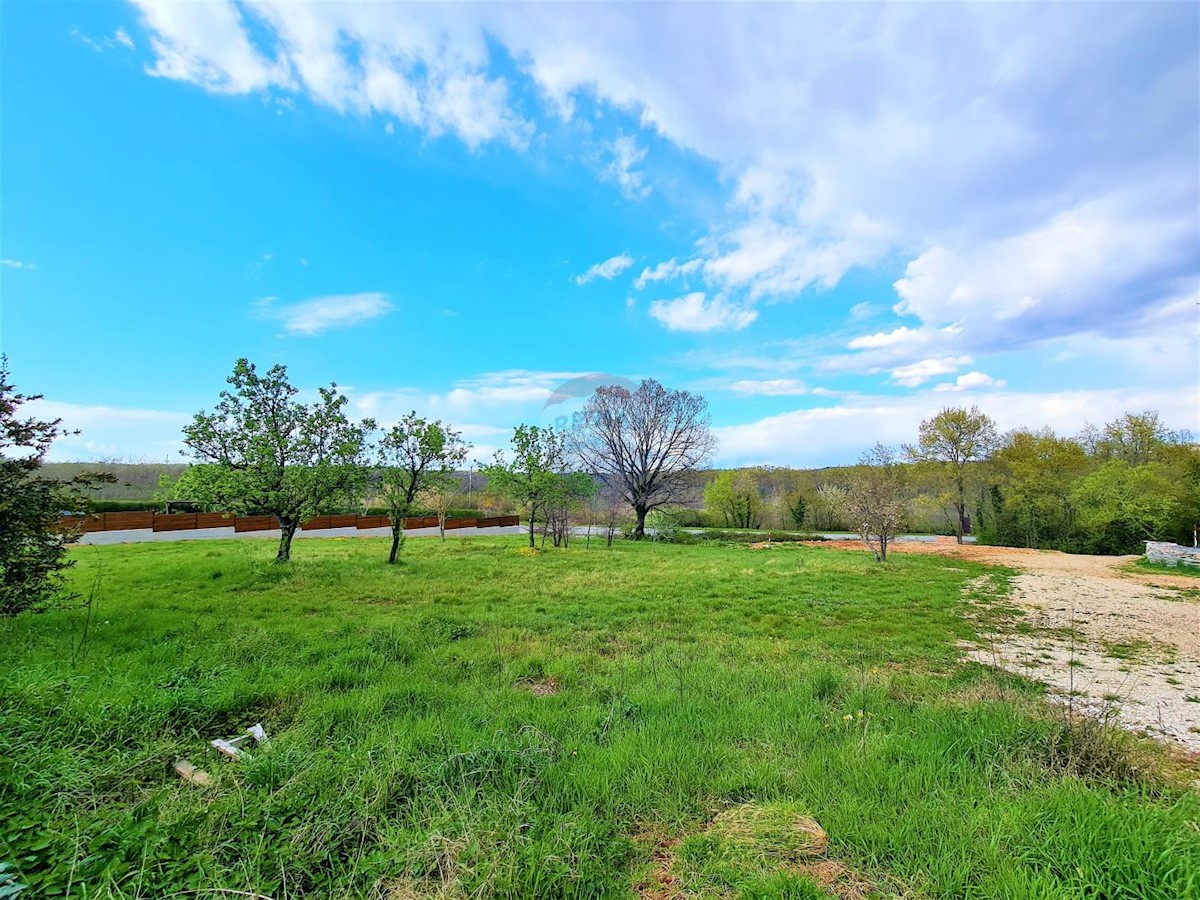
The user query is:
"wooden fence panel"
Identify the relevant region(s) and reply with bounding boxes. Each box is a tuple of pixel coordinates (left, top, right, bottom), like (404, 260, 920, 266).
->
(444, 518, 475, 529)
(302, 516, 332, 531)
(153, 514, 198, 532)
(195, 513, 233, 529)
(357, 516, 389, 529)
(59, 515, 102, 533)
(105, 511, 156, 530)
(234, 515, 276, 532)
(328, 514, 358, 529)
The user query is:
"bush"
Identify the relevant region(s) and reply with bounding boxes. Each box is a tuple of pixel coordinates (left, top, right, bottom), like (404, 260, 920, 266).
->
(693, 530, 826, 544)
(86, 499, 163, 513)
(361, 507, 491, 519)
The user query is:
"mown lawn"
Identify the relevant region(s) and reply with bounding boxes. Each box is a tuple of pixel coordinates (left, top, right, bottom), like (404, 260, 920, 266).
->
(1, 537, 1196, 898)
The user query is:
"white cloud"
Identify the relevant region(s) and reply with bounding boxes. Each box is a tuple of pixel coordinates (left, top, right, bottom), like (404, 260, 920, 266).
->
(255, 292, 393, 335)
(605, 135, 651, 199)
(123, 3, 1197, 361)
(132, 0, 530, 148)
(0, 259, 35, 270)
(847, 326, 925, 351)
(135, 1, 290, 94)
(347, 369, 597, 448)
(648, 292, 758, 333)
(849, 302, 877, 321)
(634, 257, 702, 289)
(493, 4, 1196, 347)
(892, 182, 1199, 344)
(72, 26, 136, 53)
(574, 253, 634, 285)
(31, 400, 190, 463)
(727, 379, 808, 396)
(932, 371, 1008, 393)
(891, 355, 973, 387)
(715, 385, 1200, 468)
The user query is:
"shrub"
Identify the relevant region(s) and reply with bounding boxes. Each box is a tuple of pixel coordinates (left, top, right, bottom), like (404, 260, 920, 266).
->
(693, 530, 826, 544)
(86, 499, 163, 513)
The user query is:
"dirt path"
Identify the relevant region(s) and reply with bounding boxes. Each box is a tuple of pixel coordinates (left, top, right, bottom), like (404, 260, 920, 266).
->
(819, 540, 1200, 751)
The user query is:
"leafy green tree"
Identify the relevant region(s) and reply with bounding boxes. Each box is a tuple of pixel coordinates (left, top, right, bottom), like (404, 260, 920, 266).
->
(182, 359, 372, 562)
(0, 358, 112, 615)
(571, 379, 715, 539)
(704, 469, 763, 528)
(155, 464, 230, 512)
(985, 429, 1089, 549)
(907, 405, 998, 543)
(481, 425, 567, 548)
(1092, 411, 1186, 465)
(375, 414, 469, 562)
(1070, 460, 1182, 553)
(783, 487, 807, 530)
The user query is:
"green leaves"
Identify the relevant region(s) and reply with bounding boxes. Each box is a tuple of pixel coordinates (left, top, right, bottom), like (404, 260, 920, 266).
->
(182, 359, 372, 560)
(0, 356, 111, 615)
(481, 425, 568, 547)
(376, 413, 470, 519)
(1070, 460, 1182, 542)
(704, 470, 764, 529)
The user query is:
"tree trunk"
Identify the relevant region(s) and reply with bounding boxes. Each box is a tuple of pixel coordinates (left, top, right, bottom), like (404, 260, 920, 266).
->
(276, 517, 298, 562)
(528, 505, 537, 548)
(955, 474, 966, 544)
(438, 514, 446, 541)
(388, 523, 404, 564)
(634, 505, 648, 540)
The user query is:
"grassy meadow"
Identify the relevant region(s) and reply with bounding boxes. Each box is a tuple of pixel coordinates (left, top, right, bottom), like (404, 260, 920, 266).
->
(1, 537, 1197, 898)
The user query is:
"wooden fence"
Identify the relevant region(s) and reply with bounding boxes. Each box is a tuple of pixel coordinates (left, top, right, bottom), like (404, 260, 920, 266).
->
(61, 512, 519, 535)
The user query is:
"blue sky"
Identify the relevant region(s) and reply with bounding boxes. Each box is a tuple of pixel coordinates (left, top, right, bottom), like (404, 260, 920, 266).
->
(2, 2, 1197, 467)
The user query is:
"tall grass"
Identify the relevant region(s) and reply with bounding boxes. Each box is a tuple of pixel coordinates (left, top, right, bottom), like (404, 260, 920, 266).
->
(1, 538, 1196, 898)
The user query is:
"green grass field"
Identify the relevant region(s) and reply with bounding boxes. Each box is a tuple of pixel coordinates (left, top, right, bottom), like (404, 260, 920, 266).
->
(2, 538, 1197, 898)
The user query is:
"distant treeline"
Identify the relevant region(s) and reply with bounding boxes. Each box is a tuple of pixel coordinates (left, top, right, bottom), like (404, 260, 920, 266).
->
(41, 463, 188, 501)
(45, 409, 1198, 556)
(679, 411, 1198, 554)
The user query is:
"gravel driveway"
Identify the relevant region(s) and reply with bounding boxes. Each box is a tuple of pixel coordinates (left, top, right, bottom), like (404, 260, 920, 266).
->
(822, 539, 1200, 752)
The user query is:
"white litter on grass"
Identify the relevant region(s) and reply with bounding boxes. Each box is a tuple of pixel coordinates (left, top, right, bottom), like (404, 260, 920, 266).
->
(211, 722, 269, 760)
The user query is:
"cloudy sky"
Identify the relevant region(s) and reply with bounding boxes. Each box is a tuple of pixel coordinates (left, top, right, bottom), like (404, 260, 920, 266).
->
(2, 2, 1197, 466)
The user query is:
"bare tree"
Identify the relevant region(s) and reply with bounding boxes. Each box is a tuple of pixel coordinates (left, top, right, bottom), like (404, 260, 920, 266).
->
(571, 379, 716, 539)
(844, 444, 906, 562)
(417, 476, 456, 541)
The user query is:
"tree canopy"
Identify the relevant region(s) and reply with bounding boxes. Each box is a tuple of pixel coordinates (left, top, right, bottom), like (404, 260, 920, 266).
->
(182, 359, 372, 562)
(907, 405, 998, 542)
(0, 358, 111, 615)
(375, 414, 469, 562)
(480, 424, 568, 548)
